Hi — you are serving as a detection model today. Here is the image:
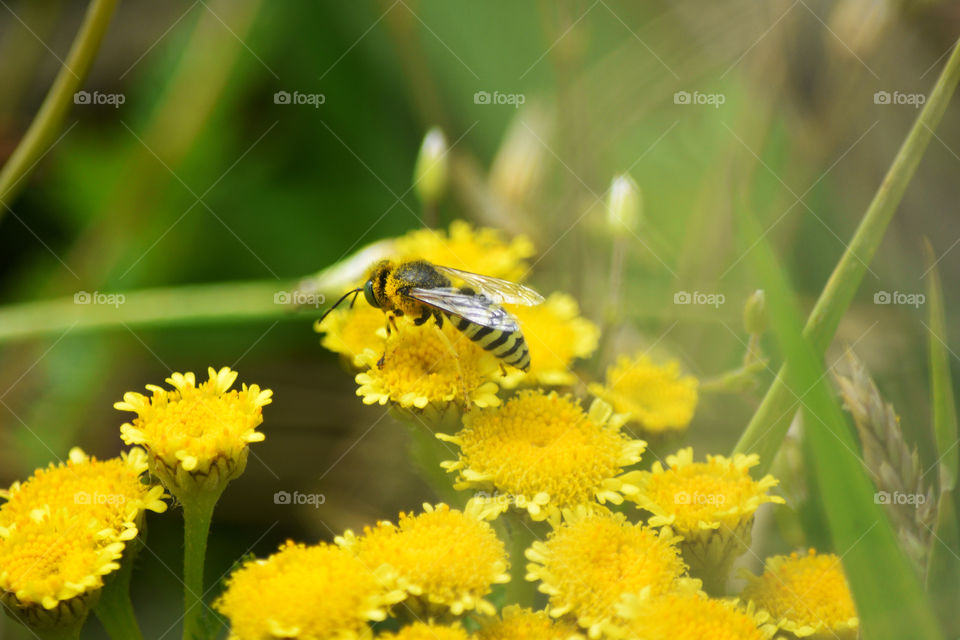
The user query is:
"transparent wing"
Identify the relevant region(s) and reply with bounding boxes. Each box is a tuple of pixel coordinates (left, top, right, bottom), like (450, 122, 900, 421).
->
(406, 287, 519, 332)
(432, 265, 544, 306)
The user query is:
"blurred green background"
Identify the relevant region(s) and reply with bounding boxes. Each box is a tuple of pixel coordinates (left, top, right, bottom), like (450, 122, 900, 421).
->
(1, 1, 959, 637)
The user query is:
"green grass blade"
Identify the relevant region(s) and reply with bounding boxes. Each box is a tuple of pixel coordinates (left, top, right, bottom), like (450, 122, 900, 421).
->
(922, 242, 960, 636)
(737, 204, 943, 640)
(734, 40, 960, 474)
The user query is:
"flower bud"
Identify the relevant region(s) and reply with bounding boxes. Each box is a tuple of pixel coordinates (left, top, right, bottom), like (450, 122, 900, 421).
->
(743, 289, 768, 335)
(606, 174, 642, 237)
(413, 127, 448, 205)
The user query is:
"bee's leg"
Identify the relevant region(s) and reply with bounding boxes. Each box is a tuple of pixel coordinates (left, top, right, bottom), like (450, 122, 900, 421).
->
(377, 353, 385, 368)
(385, 312, 400, 336)
(434, 324, 469, 403)
(413, 307, 432, 326)
(433, 310, 444, 328)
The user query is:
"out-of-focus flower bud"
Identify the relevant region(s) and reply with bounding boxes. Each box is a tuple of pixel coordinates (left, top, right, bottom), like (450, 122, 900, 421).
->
(743, 289, 768, 335)
(488, 104, 551, 209)
(413, 127, 448, 205)
(606, 174, 642, 238)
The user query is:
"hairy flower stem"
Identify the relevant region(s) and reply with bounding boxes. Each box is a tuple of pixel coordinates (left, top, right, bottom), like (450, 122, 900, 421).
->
(734, 39, 960, 474)
(0, 0, 119, 215)
(181, 489, 222, 640)
(503, 511, 540, 608)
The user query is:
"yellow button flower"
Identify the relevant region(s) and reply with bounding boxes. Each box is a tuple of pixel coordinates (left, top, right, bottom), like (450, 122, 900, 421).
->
(354, 319, 501, 410)
(609, 591, 773, 640)
(438, 391, 645, 524)
(500, 293, 600, 388)
(740, 549, 859, 640)
(336, 503, 509, 617)
(0, 447, 167, 537)
(589, 353, 698, 434)
(379, 622, 470, 640)
(115, 366, 272, 496)
(395, 219, 535, 282)
(525, 508, 692, 638)
(216, 540, 401, 640)
(630, 448, 784, 593)
(0, 508, 125, 630)
(477, 605, 584, 640)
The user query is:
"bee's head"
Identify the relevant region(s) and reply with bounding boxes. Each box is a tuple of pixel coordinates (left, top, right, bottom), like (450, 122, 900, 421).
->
(363, 260, 393, 308)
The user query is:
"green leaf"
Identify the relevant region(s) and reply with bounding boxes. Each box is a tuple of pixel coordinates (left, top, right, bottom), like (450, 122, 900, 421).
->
(923, 242, 960, 636)
(735, 204, 943, 640)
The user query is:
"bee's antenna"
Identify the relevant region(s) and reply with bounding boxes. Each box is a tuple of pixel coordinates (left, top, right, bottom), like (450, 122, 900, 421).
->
(317, 288, 362, 325)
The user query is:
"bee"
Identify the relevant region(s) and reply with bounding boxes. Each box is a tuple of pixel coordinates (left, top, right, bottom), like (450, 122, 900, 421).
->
(319, 259, 544, 371)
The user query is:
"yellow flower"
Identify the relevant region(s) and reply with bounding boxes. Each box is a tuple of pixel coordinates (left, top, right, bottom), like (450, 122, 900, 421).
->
(501, 293, 600, 388)
(609, 591, 773, 640)
(525, 508, 692, 638)
(315, 303, 388, 367)
(379, 622, 470, 640)
(0, 508, 125, 630)
(395, 220, 535, 282)
(216, 540, 400, 640)
(0, 447, 167, 538)
(477, 606, 584, 640)
(439, 391, 645, 523)
(740, 549, 858, 640)
(354, 319, 501, 410)
(589, 353, 698, 433)
(115, 366, 272, 496)
(630, 448, 784, 593)
(336, 503, 509, 616)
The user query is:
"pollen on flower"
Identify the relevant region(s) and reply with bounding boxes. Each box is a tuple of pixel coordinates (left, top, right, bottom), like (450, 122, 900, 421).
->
(0, 508, 125, 616)
(610, 591, 772, 640)
(438, 391, 645, 523)
(394, 220, 535, 282)
(477, 605, 584, 640)
(354, 319, 502, 409)
(525, 508, 691, 638)
(378, 622, 471, 640)
(115, 367, 272, 494)
(336, 503, 509, 617)
(501, 293, 600, 388)
(739, 549, 858, 639)
(215, 540, 400, 640)
(589, 353, 698, 433)
(315, 302, 388, 367)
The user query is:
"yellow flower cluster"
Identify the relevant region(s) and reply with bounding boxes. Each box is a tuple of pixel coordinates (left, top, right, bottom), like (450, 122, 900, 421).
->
(0, 447, 166, 626)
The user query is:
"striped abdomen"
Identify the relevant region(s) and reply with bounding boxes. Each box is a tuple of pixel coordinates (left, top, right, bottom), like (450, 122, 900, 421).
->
(451, 316, 531, 371)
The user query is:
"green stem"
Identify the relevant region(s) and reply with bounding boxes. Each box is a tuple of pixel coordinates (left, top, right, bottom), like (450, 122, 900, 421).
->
(0, 279, 296, 342)
(36, 624, 84, 640)
(0, 0, 118, 213)
(503, 511, 539, 608)
(182, 490, 222, 640)
(733, 39, 960, 474)
(94, 536, 145, 640)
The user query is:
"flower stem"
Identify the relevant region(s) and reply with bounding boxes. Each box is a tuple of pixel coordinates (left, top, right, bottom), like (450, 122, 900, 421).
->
(0, 0, 119, 215)
(94, 536, 145, 640)
(733, 39, 960, 474)
(503, 511, 540, 608)
(36, 625, 84, 640)
(182, 489, 222, 640)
